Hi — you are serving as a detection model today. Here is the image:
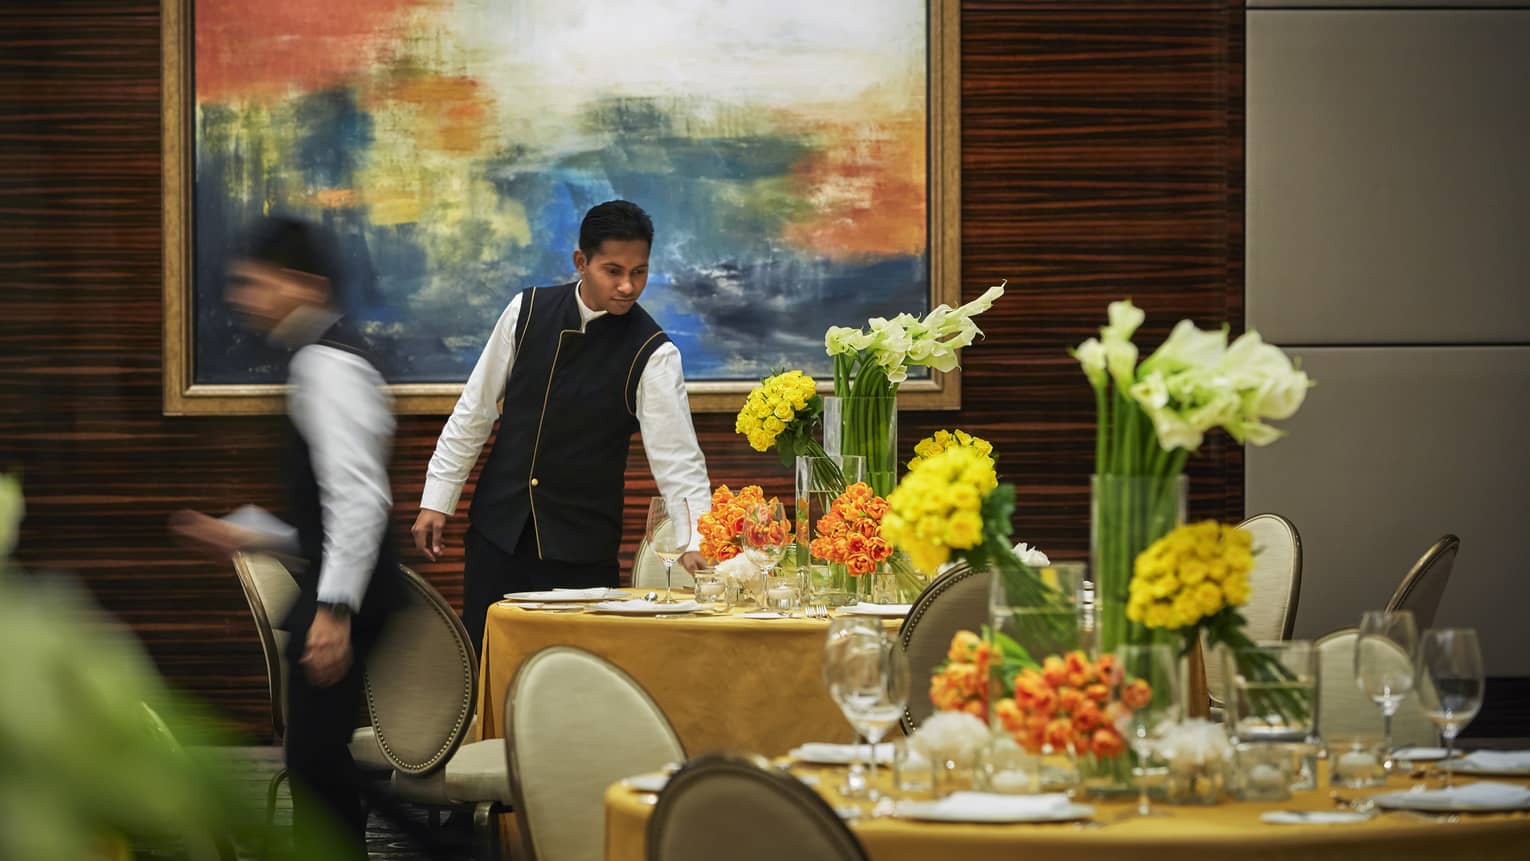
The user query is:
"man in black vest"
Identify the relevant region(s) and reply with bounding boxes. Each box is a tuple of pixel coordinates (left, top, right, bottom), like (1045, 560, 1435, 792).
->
(413, 200, 711, 651)
(173, 217, 406, 859)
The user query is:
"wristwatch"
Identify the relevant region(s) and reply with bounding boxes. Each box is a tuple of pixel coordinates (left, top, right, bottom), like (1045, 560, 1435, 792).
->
(316, 600, 354, 621)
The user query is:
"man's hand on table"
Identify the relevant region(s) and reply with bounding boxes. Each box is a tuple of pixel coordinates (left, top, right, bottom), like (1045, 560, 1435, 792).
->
(677, 551, 705, 574)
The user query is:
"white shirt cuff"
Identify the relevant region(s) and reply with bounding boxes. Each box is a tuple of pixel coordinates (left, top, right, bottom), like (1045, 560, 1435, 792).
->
(421, 479, 464, 516)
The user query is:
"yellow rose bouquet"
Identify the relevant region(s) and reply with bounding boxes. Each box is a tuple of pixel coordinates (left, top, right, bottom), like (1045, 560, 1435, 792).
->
(1130, 521, 1307, 720)
(906, 428, 997, 478)
(735, 369, 827, 467)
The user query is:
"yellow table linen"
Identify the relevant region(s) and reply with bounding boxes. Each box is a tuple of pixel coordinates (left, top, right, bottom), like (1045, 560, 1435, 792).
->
(475, 600, 894, 755)
(605, 768, 1530, 861)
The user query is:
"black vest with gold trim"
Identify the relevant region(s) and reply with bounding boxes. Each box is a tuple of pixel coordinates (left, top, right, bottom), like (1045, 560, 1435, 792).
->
(470, 282, 669, 563)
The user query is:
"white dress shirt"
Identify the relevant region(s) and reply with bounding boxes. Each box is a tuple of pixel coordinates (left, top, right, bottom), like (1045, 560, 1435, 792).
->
(253, 306, 395, 611)
(421, 284, 711, 549)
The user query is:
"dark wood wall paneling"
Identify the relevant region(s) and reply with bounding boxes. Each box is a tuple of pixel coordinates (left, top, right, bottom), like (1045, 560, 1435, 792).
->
(0, 1, 1244, 737)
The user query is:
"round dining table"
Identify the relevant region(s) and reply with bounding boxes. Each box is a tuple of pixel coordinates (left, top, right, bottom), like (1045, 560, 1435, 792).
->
(605, 763, 1530, 861)
(473, 596, 898, 755)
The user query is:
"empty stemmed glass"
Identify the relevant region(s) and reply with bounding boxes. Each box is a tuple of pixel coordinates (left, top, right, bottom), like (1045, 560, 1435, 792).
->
(1355, 609, 1418, 769)
(1115, 643, 1179, 819)
(645, 497, 691, 604)
(740, 500, 792, 614)
(824, 629, 909, 805)
(1415, 628, 1485, 789)
(824, 617, 883, 797)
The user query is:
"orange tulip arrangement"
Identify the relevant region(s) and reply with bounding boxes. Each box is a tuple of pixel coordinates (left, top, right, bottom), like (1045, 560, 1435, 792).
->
(933, 630, 1149, 761)
(697, 484, 774, 563)
(808, 482, 895, 578)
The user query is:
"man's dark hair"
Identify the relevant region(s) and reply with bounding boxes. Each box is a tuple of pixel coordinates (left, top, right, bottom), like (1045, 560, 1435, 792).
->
(578, 200, 654, 257)
(244, 215, 337, 283)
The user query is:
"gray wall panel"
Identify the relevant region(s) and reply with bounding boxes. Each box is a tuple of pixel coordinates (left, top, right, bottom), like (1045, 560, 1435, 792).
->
(1245, 347, 1530, 674)
(1247, 10, 1530, 343)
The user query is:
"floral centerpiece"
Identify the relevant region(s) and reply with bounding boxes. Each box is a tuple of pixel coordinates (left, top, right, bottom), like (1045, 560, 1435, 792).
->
(735, 370, 827, 467)
(1074, 300, 1313, 652)
(906, 428, 996, 476)
(824, 282, 1006, 496)
(809, 482, 895, 583)
(1131, 521, 1308, 721)
(696, 484, 773, 564)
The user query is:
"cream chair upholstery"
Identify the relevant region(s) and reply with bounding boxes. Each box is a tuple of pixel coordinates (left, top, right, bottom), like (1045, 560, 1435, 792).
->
(1385, 534, 1460, 632)
(630, 536, 695, 590)
(508, 645, 684, 861)
(897, 561, 984, 734)
(1315, 628, 1436, 748)
(378, 565, 511, 857)
(648, 753, 869, 861)
(1206, 514, 1303, 711)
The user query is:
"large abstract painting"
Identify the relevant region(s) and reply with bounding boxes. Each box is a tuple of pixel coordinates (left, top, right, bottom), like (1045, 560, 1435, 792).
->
(162, 0, 960, 414)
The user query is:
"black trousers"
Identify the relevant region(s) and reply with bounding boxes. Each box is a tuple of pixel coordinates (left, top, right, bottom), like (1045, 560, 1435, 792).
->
(461, 525, 618, 656)
(283, 598, 387, 861)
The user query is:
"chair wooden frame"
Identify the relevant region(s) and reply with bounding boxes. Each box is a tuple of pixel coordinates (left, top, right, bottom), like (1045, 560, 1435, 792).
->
(647, 752, 870, 861)
(1385, 534, 1461, 630)
(896, 560, 978, 736)
(230, 553, 295, 830)
(506, 645, 684, 861)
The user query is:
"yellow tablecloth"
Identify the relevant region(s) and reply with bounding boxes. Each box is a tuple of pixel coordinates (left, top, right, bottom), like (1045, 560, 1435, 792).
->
(474, 599, 896, 755)
(605, 768, 1530, 861)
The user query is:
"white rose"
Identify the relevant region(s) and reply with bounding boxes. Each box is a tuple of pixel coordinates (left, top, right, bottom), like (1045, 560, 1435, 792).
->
(1012, 542, 1050, 568)
(910, 711, 991, 768)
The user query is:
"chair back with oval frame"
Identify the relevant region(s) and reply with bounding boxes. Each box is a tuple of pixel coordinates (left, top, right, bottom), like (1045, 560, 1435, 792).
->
(897, 561, 984, 735)
(1384, 534, 1460, 632)
(648, 752, 870, 861)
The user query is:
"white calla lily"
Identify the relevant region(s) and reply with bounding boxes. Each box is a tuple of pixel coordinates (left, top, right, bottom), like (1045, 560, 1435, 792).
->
(1072, 338, 1108, 390)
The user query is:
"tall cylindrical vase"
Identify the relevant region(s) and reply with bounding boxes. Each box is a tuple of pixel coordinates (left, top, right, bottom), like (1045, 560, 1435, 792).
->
(794, 454, 866, 607)
(822, 395, 899, 498)
(1090, 474, 1187, 654)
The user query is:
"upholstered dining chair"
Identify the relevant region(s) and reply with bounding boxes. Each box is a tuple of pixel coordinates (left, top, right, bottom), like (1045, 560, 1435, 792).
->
(1314, 627, 1436, 748)
(897, 560, 984, 734)
(1205, 513, 1304, 711)
(507, 645, 685, 861)
(229, 553, 392, 827)
(630, 536, 695, 590)
(648, 753, 870, 861)
(1384, 534, 1460, 632)
(378, 565, 512, 859)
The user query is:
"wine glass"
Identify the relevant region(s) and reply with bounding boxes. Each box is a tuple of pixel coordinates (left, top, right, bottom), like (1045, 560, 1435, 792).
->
(824, 629, 909, 806)
(1355, 609, 1418, 769)
(1415, 628, 1485, 789)
(740, 500, 792, 614)
(1115, 643, 1180, 818)
(823, 617, 884, 796)
(645, 497, 691, 604)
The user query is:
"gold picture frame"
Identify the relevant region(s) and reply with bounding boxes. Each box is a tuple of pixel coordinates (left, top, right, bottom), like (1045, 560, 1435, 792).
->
(161, 0, 960, 416)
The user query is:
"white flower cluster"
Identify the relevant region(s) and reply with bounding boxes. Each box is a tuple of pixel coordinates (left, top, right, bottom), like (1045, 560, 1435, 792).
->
(1073, 300, 1313, 452)
(715, 553, 762, 588)
(825, 282, 1006, 383)
(1012, 542, 1050, 568)
(1155, 718, 1233, 770)
(910, 711, 992, 768)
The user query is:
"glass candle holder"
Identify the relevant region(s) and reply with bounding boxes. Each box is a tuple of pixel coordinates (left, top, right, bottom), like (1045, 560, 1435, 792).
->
(1234, 742, 1294, 802)
(1328, 736, 1388, 788)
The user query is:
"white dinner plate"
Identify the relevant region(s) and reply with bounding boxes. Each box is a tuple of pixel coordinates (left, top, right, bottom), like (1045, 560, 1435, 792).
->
(588, 599, 702, 616)
(1371, 782, 1530, 813)
(1391, 747, 1452, 763)
(503, 588, 628, 603)
(893, 798, 1095, 824)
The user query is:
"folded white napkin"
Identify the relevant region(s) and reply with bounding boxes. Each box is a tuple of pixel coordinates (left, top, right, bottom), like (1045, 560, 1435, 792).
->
(789, 742, 895, 764)
(592, 599, 700, 613)
(737, 611, 793, 620)
(839, 602, 912, 617)
(922, 791, 1071, 819)
(1461, 750, 1530, 771)
(1261, 811, 1370, 825)
(1392, 746, 1449, 761)
(1405, 781, 1530, 810)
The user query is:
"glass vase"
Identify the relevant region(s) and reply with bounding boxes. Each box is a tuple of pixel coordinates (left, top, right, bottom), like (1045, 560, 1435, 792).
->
(794, 454, 866, 608)
(1090, 474, 1187, 653)
(822, 395, 899, 498)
